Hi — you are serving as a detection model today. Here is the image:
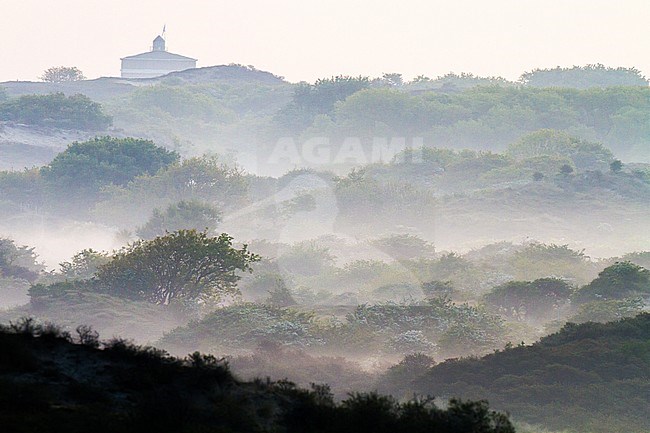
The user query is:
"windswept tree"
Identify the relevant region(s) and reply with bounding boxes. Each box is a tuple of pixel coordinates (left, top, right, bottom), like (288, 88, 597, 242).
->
(40, 66, 85, 82)
(96, 230, 259, 304)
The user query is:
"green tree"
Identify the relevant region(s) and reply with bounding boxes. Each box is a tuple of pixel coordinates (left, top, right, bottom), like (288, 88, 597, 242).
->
(94, 156, 248, 227)
(334, 88, 423, 136)
(0, 92, 111, 130)
(575, 261, 650, 302)
(506, 242, 592, 283)
(421, 280, 454, 299)
(381, 73, 403, 87)
(41, 136, 178, 202)
(137, 200, 222, 239)
(278, 241, 335, 277)
(569, 298, 644, 324)
(371, 234, 436, 261)
(96, 230, 259, 304)
(620, 251, 650, 269)
(40, 66, 86, 82)
(508, 129, 614, 171)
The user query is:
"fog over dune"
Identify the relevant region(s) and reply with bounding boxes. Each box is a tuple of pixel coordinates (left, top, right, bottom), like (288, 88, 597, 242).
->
(1, 4, 650, 432)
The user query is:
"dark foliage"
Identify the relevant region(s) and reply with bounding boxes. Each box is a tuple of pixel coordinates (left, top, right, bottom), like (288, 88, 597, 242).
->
(390, 313, 650, 433)
(575, 261, 650, 302)
(0, 318, 513, 433)
(484, 277, 572, 322)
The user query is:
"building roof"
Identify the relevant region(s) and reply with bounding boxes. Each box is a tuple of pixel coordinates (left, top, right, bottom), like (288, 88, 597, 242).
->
(121, 50, 197, 62)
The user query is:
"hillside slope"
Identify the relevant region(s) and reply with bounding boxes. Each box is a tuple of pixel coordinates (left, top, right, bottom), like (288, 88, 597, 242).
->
(0, 318, 514, 433)
(387, 313, 650, 433)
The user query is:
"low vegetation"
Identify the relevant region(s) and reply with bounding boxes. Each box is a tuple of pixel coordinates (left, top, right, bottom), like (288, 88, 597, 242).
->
(0, 318, 514, 433)
(0, 92, 111, 130)
(380, 313, 650, 433)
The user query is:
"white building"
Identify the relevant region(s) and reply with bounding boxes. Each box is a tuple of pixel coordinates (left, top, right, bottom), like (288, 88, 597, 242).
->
(120, 35, 197, 79)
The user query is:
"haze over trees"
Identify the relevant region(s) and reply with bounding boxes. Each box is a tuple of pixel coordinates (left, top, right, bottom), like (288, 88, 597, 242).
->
(520, 64, 649, 88)
(1, 63, 650, 433)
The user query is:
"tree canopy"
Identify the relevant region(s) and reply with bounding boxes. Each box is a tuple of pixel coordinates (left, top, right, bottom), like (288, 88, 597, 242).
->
(95, 230, 259, 304)
(58, 249, 110, 281)
(520, 64, 649, 88)
(276, 75, 370, 131)
(136, 200, 222, 239)
(507, 129, 614, 171)
(0, 92, 111, 130)
(39, 66, 86, 82)
(41, 136, 179, 200)
(575, 261, 650, 302)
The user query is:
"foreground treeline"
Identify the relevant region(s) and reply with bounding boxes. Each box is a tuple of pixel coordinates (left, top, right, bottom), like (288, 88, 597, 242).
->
(0, 318, 514, 433)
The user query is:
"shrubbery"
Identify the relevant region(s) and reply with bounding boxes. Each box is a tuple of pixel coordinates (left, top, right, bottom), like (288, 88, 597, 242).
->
(0, 92, 111, 130)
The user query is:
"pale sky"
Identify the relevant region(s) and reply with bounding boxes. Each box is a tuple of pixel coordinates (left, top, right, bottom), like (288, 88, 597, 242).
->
(0, 0, 649, 83)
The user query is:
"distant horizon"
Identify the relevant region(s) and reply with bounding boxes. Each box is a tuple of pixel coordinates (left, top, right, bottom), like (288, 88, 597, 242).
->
(1, 62, 648, 86)
(1, 0, 648, 83)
